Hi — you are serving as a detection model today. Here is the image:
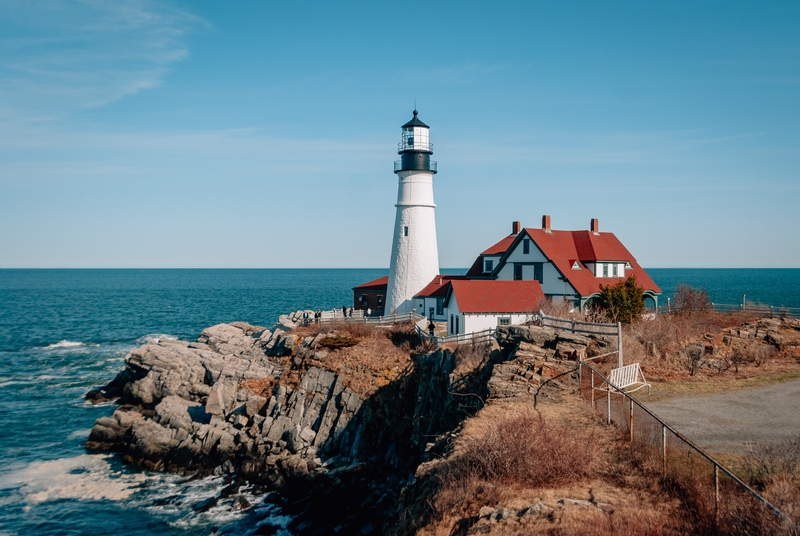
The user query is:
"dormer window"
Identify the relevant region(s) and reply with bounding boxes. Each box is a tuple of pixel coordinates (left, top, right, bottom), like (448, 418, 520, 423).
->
(484, 259, 494, 272)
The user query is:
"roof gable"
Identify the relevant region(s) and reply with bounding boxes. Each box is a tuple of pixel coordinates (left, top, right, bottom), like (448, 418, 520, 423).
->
(446, 280, 545, 314)
(523, 228, 661, 296)
(352, 276, 388, 291)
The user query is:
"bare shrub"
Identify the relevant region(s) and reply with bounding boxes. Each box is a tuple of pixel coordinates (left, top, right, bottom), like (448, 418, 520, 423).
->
(338, 321, 378, 338)
(673, 285, 712, 316)
(318, 335, 359, 349)
(432, 413, 596, 518)
(682, 344, 705, 376)
(735, 435, 800, 533)
(452, 339, 491, 377)
(387, 322, 423, 350)
(536, 297, 582, 320)
(741, 435, 800, 489)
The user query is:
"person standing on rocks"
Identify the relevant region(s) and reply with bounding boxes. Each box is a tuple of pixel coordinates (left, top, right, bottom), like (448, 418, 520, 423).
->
(342, 305, 347, 318)
(348, 306, 353, 318)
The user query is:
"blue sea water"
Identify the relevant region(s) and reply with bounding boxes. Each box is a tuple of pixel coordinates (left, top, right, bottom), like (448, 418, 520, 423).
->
(0, 268, 798, 535)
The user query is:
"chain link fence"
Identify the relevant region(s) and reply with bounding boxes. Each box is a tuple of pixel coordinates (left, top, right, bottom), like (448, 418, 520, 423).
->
(579, 361, 799, 535)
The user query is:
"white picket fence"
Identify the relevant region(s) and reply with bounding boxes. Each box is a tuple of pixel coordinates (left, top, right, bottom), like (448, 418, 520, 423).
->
(313, 310, 424, 326)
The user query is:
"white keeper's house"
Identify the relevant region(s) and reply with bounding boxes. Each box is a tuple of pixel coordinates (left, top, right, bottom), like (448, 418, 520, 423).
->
(353, 111, 661, 336)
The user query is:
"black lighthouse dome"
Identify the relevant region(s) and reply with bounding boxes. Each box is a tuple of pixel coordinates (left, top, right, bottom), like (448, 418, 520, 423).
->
(395, 110, 437, 174)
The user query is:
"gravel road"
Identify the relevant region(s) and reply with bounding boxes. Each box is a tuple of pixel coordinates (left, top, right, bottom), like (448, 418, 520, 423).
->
(647, 379, 800, 454)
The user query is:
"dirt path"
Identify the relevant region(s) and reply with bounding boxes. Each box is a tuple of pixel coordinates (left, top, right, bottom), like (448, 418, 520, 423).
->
(646, 379, 800, 454)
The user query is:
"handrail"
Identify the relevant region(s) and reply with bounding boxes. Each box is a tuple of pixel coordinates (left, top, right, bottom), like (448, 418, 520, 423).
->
(398, 141, 433, 152)
(580, 361, 799, 530)
(416, 326, 496, 345)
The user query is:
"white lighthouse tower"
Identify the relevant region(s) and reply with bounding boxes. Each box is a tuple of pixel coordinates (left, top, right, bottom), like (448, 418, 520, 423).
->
(386, 110, 440, 314)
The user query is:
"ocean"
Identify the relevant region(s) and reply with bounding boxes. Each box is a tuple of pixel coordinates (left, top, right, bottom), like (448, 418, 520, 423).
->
(0, 268, 798, 535)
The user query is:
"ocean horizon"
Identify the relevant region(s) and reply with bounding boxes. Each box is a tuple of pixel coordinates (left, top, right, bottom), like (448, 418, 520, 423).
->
(1, 267, 799, 534)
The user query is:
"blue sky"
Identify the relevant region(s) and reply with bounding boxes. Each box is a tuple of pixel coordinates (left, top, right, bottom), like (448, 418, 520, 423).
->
(1, 0, 798, 268)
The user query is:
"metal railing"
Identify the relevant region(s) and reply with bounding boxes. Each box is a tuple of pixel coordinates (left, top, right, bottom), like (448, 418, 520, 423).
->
(540, 311, 623, 367)
(416, 326, 495, 345)
(662, 296, 800, 318)
(315, 310, 424, 326)
(398, 141, 433, 152)
(579, 361, 799, 534)
(539, 311, 620, 336)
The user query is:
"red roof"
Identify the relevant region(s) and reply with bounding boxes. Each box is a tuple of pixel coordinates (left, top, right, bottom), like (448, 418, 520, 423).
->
(465, 234, 517, 277)
(481, 235, 515, 255)
(447, 280, 545, 314)
(414, 275, 468, 298)
(352, 276, 388, 291)
(522, 228, 661, 296)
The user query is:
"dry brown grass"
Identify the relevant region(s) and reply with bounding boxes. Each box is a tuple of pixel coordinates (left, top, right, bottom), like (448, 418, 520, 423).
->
(621, 311, 800, 384)
(287, 322, 428, 398)
(429, 409, 598, 524)
(452, 340, 492, 378)
(238, 377, 275, 397)
(552, 507, 670, 536)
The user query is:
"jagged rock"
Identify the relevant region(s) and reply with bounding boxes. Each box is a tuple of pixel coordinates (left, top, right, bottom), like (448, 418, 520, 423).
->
(86, 409, 143, 450)
(514, 341, 554, 361)
(487, 362, 533, 398)
(558, 498, 593, 508)
(205, 383, 230, 416)
(230, 495, 251, 511)
(275, 315, 298, 332)
(496, 325, 556, 346)
(278, 456, 309, 479)
(156, 395, 205, 431)
(130, 419, 175, 464)
(245, 395, 268, 417)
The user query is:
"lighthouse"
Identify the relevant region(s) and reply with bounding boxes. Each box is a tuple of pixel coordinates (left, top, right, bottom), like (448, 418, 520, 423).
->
(385, 110, 440, 314)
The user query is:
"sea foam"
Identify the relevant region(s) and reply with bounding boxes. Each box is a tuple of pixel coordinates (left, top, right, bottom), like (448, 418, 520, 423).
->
(44, 340, 86, 349)
(0, 454, 152, 506)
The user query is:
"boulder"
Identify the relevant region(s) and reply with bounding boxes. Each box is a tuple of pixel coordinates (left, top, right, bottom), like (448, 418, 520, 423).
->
(205, 383, 231, 416)
(155, 395, 204, 431)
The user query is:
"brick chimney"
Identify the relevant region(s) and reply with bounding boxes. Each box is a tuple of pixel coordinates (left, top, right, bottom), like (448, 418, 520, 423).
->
(542, 215, 551, 232)
(590, 218, 599, 234)
(512, 221, 521, 235)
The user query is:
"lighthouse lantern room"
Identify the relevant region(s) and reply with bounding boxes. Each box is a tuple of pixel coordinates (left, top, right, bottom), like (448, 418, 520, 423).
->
(386, 110, 441, 314)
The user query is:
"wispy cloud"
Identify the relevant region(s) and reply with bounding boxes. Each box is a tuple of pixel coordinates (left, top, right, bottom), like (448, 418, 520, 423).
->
(0, 0, 206, 119)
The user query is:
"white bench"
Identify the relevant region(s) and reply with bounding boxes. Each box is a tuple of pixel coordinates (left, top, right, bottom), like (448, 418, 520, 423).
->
(606, 363, 651, 395)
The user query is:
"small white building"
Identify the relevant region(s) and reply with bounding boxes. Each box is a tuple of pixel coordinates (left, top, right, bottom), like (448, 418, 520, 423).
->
(444, 280, 545, 336)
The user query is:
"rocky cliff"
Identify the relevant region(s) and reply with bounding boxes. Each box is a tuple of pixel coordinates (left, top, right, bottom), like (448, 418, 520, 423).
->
(86, 313, 608, 534)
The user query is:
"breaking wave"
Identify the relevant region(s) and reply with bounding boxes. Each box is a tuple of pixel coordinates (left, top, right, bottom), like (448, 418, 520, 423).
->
(136, 334, 178, 345)
(44, 340, 88, 349)
(0, 454, 153, 505)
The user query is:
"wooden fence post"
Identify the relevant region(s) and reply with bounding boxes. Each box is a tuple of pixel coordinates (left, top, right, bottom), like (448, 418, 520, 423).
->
(662, 424, 667, 476)
(607, 387, 611, 425)
(629, 396, 634, 443)
(714, 464, 720, 528)
(617, 322, 623, 368)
